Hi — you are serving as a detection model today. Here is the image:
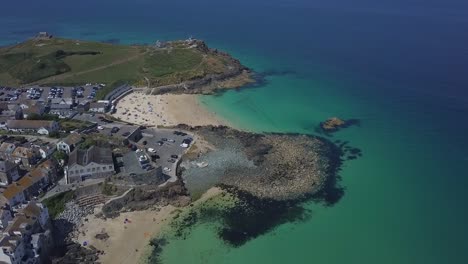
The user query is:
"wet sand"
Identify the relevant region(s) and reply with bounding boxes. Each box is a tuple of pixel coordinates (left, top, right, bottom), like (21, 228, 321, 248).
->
(76, 188, 224, 264)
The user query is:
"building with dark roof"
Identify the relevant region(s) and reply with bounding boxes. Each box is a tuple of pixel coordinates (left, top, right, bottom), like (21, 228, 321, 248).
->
(6, 120, 59, 135)
(65, 146, 114, 183)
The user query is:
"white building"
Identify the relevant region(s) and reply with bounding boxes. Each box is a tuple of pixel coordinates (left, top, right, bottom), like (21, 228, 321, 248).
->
(66, 146, 114, 183)
(89, 102, 108, 113)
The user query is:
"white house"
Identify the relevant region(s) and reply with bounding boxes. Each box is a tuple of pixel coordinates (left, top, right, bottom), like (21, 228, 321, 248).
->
(35, 143, 56, 159)
(56, 133, 83, 154)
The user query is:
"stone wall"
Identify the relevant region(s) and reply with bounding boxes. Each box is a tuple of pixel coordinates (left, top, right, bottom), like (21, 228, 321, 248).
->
(101, 188, 134, 217)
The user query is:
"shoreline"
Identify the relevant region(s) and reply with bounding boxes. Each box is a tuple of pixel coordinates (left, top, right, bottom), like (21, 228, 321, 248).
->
(75, 188, 224, 264)
(111, 92, 230, 127)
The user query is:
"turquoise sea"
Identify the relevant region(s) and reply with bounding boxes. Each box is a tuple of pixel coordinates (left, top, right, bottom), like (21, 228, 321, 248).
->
(1, 0, 468, 263)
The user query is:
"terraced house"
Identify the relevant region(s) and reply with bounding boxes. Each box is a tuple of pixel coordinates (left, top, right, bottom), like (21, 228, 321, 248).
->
(0, 160, 57, 206)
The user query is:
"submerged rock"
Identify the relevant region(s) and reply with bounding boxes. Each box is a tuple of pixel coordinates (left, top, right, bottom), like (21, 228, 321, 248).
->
(320, 117, 347, 132)
(320, 117, 361, 133)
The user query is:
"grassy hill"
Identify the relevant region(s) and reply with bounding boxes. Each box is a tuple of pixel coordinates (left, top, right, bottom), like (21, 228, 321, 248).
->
(0, 37, 242, 88)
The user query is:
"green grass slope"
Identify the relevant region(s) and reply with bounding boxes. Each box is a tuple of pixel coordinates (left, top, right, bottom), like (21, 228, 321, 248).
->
(0, 37, 241, 88)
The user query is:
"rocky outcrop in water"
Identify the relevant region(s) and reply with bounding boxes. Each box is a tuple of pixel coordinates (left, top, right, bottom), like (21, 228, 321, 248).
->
(177, 125, 343, 201)
(320, 117, 361, 133)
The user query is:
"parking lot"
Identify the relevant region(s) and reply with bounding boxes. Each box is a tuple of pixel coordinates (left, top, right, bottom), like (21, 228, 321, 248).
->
(137, 128, 193, 182)
(0, 84, 103, 102)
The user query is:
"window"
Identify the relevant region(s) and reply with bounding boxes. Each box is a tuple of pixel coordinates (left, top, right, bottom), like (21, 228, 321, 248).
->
(108, 166, 112, 169)
(87, 168, 91, 172)
(102, 167, 106, 170)
(92, 168, 96, 171)
(80, 169, 83, 173)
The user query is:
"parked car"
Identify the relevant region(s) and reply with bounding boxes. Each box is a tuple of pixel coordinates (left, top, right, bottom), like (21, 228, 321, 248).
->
(170, 155, 178, 159)
(163, 167, 171, 172)
(111, 127, 120, 133)
(147, 148, 156, 153)
(167, 158, 176, 163)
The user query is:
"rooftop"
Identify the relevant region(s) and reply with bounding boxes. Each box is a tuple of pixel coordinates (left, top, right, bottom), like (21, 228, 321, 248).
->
(18, 202, 44, 219)
(61, 133, 83, 146)
(0, 160, 17, 173)
(12, 146, 37, 159)
(68, 146, 113, 166)
(4, 214, 35, 235)
(1, 160, 53, 200)
(0, 234, 21, 251)
(6, 120, 56, 130)
(0, 143, 16, 154)
(89, 102, 107, 109)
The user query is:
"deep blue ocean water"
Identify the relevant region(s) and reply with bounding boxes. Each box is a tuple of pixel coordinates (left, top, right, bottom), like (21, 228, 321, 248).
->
(1, 0, 468, 263)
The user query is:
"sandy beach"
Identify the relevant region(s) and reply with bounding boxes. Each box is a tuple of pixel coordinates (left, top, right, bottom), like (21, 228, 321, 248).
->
(76, 206, 176, 264)
(76, 187, 223, 264)
(111, 92, 227, 127)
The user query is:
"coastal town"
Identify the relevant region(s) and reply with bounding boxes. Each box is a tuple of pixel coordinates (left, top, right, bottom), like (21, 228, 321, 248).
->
(0, 81, 199, 263)
(0, 34, 343, 264)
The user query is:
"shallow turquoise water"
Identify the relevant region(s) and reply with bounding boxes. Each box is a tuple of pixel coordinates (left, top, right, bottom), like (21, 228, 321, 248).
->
(1, 0, 468, 263)
(161, 66, 468, 263)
